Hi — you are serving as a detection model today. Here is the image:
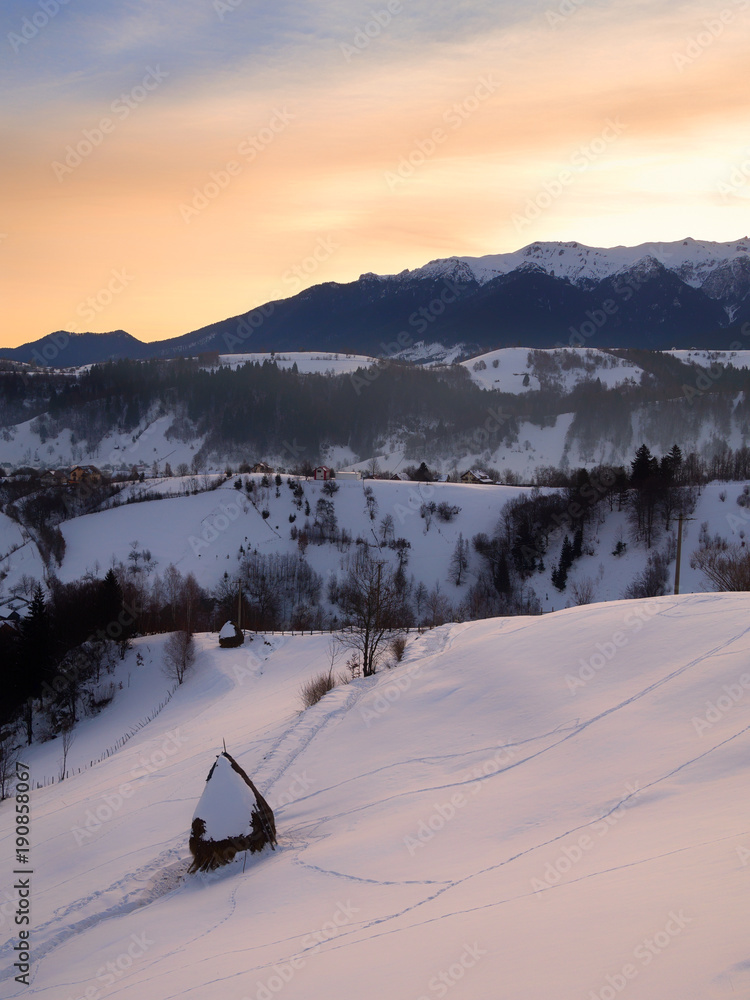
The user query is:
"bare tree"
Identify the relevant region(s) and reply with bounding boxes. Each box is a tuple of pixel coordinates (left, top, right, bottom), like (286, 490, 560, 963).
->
(691, 541, 750, 591)
(570, 577, 596, 605)
(0, 726, 20, 800)
(163, 630, 196, 685)
(337, 557, 406, 676)
(449, 533, 469, 585)
(58, 727, 75, 782)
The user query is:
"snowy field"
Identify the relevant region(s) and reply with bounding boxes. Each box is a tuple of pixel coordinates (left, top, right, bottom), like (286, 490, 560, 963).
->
(0, 593, 748, 999)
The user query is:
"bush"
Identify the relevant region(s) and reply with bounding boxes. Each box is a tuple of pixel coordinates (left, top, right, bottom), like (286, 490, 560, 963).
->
(390, 636, 407, 662)
(436, 502, 461, 522)
(299, 670, 336, 709)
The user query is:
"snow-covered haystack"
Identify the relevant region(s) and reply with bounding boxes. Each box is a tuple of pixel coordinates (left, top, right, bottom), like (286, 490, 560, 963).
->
(188, 751, 276, 873)
(218, 620, 244, 648)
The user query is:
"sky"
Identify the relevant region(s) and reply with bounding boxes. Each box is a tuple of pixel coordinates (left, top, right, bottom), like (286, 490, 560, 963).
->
(1, 0, 749, 348)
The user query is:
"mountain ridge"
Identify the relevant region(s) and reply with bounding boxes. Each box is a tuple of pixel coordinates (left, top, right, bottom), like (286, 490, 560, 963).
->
(3, 237, 749, 366)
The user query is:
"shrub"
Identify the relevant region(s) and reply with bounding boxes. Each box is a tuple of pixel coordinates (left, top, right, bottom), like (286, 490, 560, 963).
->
(390, 636, 407, 662)
(299, 670, 336, 709)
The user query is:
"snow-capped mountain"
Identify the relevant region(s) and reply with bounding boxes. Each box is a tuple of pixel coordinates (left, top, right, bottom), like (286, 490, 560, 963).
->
(3, 238, 750, 366)
(447, 236, 750, 291)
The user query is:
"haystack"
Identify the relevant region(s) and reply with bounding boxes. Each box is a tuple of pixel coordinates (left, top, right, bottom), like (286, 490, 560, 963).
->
(188, 751, 276, 873)
(219, 620, 244, 648)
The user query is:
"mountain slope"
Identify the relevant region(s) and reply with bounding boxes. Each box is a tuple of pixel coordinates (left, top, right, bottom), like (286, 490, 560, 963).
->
(4, 239, 749, 365)
(1, 593, 748, 999)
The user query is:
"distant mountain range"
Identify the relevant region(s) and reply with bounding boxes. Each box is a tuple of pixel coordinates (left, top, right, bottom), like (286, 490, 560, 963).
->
(4, 237, 750, 367)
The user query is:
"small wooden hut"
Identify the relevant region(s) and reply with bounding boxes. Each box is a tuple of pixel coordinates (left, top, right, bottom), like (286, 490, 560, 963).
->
(188, 751, 277, 873)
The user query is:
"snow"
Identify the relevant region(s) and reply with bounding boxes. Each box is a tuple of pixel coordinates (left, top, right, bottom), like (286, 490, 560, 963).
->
(461, 346, 644, 393)
(212, 352, 377, 374)
(445, 237, 750, 288)
(219, 621, 238, 640)
(191, 754, 260, 842)
(1, 593, 749, 998)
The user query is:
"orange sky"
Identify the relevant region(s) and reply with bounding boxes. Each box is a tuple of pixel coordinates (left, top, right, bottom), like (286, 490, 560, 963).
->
(1, 0, 749, 348)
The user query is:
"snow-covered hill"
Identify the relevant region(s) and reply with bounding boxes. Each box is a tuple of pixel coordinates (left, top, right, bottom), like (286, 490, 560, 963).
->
(0, 474, 743, 615)
(1, 592, 748, 999)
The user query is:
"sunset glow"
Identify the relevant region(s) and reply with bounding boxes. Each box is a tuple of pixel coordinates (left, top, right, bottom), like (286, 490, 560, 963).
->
(2, 0, 749, 348)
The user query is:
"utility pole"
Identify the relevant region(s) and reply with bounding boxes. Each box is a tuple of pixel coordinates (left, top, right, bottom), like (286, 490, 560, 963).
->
(237, 579, 243, 634)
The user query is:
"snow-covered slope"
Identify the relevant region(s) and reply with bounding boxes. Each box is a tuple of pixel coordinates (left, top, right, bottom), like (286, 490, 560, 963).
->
(1, 593, 748, 999)
(461, 347, 645, 393)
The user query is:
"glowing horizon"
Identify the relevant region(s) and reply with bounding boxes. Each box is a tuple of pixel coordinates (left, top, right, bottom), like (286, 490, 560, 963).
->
(2, 0, 749, 348)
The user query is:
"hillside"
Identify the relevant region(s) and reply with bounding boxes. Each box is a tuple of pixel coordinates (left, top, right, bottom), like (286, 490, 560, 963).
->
(1, 593, 748, 998)
(0, 472, 745, 621)
(2, 348, 750, 480)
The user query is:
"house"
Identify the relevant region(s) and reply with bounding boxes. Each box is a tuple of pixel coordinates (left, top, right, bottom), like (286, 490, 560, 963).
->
(69, 465, 105, 486)
(336, 470, 361, 481)
(39, 469, 68, 488)
(313, 466, 332, 481)
(460, 469, 495, 485)
(0, 595, 30, 636)
(251, 462, 273, 475)
(391, 472, 411, 481)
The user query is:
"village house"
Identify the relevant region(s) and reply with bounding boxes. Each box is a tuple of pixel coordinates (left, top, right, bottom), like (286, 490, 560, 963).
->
(39, 469, 68, 488)
(251, 462, 273, 475)
(460, 469, 495, 485)
(313, 466, 332, 481)
(69, 465, 106, 486)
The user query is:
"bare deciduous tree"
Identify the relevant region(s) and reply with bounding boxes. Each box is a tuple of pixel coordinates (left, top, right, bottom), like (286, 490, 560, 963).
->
(691, 542, 750, 591)
(163, 630, 196, 685)
(337, 558, 406, 676)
